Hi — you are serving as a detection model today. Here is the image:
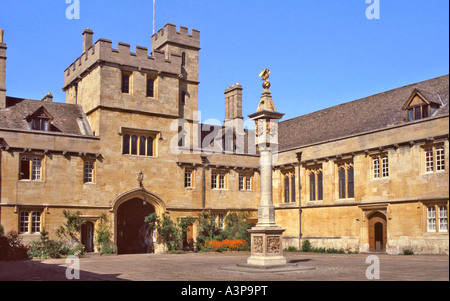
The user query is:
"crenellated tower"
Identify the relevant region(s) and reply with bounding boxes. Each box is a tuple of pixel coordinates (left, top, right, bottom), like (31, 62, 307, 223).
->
(63, 24, 200, 136)
(151, 23, 200, 119)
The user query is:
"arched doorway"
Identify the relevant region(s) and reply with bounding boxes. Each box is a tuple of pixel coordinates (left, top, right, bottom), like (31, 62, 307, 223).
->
(81, 221, 94, 253)
(117, 198, 155, 254)
(368, 211, 387, 251)
(112, 188, 167, 254)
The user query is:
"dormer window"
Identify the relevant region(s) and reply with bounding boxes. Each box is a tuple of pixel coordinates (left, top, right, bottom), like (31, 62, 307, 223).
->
(403, 89, 441, 122)
(25, 106, 56, 132)
(407, 104, 429, 121)
(32, 113, 50, 131)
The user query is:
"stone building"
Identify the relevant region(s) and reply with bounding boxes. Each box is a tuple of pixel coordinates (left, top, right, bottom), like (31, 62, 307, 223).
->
(0, 24, 448, 255)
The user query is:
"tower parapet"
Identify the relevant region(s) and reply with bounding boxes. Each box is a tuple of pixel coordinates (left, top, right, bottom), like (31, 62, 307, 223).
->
(151, 23, 200, 52)
(63, 36, 181, 91)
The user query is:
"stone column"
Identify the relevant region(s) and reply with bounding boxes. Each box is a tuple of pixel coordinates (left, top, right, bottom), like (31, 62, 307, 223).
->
(247, 145, 286, 266)
(246, 70, 286, 267)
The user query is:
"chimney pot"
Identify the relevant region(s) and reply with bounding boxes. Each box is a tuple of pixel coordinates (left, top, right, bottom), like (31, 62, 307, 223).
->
(42, 92, 53, 102)
(0, 29, 4, 44)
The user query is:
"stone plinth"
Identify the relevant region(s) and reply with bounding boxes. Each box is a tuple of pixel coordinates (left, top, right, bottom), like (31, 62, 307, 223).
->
(247, 226, 286, 266)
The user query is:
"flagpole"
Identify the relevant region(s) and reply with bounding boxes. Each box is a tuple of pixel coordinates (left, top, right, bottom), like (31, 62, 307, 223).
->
(153, 0, 155, 35)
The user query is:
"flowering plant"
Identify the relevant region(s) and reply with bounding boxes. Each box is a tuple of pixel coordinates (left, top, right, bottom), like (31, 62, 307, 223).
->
(204, 239, 249, 252)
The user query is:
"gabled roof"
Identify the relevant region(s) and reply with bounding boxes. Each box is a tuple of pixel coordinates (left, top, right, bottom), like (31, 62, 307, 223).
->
(0, 97, 92, 136)
(25, 105, 54, 122)
(278, 75, 449, 151)
(401, 88, 443, 110)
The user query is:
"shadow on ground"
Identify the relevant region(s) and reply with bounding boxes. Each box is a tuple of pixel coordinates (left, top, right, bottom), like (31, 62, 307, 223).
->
(0, 258, 125, 281)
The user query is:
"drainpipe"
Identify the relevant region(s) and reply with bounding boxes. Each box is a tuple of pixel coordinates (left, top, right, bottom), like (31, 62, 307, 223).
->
(200, 155, 208, 212)
(296, 151, 303, 250)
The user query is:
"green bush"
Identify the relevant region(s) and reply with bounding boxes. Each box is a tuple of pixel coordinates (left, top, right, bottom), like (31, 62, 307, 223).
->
(284, 246, 298, 252)
(402, 249, 414, 255)
(221, 211, 251, 244)
(96, 213, 114, 255)
(301, 240, 312, 252)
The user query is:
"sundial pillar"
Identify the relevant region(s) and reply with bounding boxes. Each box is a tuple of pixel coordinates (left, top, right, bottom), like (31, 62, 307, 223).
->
(246, 70, 286, 266)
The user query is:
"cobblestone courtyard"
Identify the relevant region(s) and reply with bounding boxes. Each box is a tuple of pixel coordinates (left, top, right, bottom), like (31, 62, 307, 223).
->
(0, 251, 448, 282)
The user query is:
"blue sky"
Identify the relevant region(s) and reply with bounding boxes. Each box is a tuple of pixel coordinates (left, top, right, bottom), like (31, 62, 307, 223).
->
(0, 0, 448, 124)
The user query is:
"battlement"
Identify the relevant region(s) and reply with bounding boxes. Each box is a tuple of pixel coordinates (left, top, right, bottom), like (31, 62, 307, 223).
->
(151, 23, 200, 51)
(64, 32, 182, 90)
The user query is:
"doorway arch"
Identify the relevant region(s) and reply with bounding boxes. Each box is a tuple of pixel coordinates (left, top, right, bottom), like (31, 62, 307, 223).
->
(81, 221, 94, 253)
(112, 188, 166, 254)
(368, 211, 387, 251)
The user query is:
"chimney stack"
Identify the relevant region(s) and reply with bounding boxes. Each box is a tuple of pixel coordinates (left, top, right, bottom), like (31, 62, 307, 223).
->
(82, 28, 94, 53)
(0, 28, 7, 109)
(42, 92, 53, 102)
(224, 83, 243, 121)
(224, 83, 244, 153)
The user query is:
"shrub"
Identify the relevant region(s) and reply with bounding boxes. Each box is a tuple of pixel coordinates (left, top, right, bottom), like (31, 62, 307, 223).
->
(301, 240, 312, 252)
(284, 246, 298, 252)
(402, 249, 414, 255)
(196, 211, 221, 249)
(56, 210, 86, 245)
(69, 243, 85, 257)
(145, 212, 189, 252)
(221, 212, 251, 244)
(96, 213, 114, 255)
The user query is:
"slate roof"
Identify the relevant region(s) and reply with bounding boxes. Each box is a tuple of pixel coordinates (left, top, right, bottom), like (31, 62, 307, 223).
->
(278, 75, 449, 151)
(0, 97, 91, 136)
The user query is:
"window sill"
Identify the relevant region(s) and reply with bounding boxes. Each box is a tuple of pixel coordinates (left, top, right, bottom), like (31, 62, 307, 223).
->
(279, 202, 298, 208)
(423, 231, 449, 236)
(306, 200, 323, 206)
(18, 179, 44, 183)
(334, 198, 356, 204)
(122, 154, 157, 159)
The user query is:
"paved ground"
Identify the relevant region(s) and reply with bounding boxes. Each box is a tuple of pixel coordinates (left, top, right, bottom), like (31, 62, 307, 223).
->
(0, 251, 448, 282)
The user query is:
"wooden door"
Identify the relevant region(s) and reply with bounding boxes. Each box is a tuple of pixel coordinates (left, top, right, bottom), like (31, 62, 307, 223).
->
(81, 221, 94, 253)
(368, 212, 387, 251)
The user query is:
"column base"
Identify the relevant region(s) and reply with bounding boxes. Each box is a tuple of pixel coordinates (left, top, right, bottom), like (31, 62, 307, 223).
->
(247, 226, 286, 267)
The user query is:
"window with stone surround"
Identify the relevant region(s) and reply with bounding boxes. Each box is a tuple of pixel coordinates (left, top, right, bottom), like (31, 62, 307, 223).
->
(336, 161, 354, 199)
(146, 75, 156, 98)
(372, 154, 389, 179)
(239, 173, 253, 191)
(20, 156, 43, 181)
(122, 130, 157, 157)
(307, 166, 323, 201)
(427, 204, 448, 232)
(184, 168, 194, 188)
(19, 210, 42, 234)
(121, 70, 132, 94)
(282, 170, 296, 203)
(422, 144, 445, 173)
(83, 160, 95, 183)
(211, 170, 228, 190)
